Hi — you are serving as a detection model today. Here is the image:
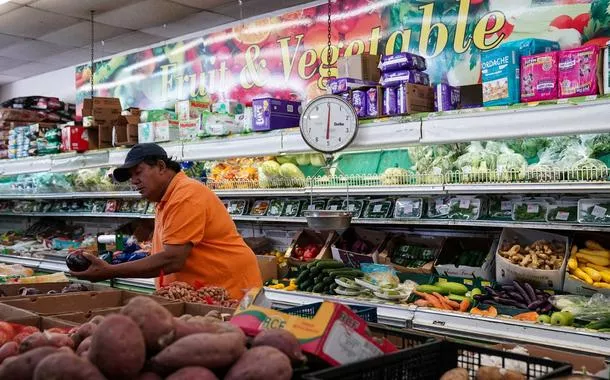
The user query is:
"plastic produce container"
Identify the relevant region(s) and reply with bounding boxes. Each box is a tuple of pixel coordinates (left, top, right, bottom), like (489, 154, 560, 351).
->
(227, 199, 248, 216)
(394, 198, 424, 219)
(427, 196, 451, 219)
(512, 201, 549, 222)
(282, 199, 303, 217)
(267, 199, 285, 217)
(448, 197, 485, 220)
(299, 199, 327, 217)
(363, 199, 394, 218)
(488, 195, 522, 220)
(578, 198, 610, 224)
(546, 201, 578, 223)
(342, 199, 365, 218)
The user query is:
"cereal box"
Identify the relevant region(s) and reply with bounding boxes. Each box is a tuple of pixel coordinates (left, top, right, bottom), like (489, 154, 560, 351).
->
(558, 45, 600, 98)
(520, 51, 558, 102)
(481, 38, 559, 106)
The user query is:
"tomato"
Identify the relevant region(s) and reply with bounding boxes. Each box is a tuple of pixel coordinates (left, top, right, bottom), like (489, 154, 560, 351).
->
(584, 36, 610, 48)
(571, 13, 590, 34)
(550, 15, 573, 29)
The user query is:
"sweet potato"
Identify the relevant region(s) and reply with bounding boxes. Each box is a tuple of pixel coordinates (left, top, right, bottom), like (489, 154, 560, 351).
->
(121, 296, 175, 351)
(76, 336, 91, 356)
(19, 332, 50, 353)
(0, 341, 18, 364)
(89, 315, 105, 325)
(138, 372, 163, 380)
(33, 352, 106, 380)
(71, 322, 97, 346)
(166, 366, 219, 380)
(251, 329, 306, 363)
(151, 332, 245, 372)
(225, 346, 292, 380)
(89, 314, 146, 379)
(0, 346, 58, 380)
(441, 368, 468, 380)
(46, 333, 75, 350)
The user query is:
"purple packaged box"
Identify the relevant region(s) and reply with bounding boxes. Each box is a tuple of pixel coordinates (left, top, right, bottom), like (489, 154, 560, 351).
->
(383, 87, 398, 115)
(366, 88, 379, 117)
(380, 70, 430, 87)
(328, 78, 378, 94)
(379, 52, 427, 72)
(351, 90, 367, 117)
(434, 83, 461, 112)
(251, 98, 302, 132)
(340, 92, 352, 103)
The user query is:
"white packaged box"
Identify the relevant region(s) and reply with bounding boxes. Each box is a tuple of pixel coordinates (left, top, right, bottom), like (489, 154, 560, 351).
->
(496, 228, 569, 290)
(563, 271, 610, 297)
(153, 120, 179, 142)
(434, 236, 498, 280)
(137, 122, 154, 143)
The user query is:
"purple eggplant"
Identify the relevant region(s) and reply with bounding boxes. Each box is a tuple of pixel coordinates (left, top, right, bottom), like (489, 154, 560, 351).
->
(501, 285, 516, 292)
(540, 302, 553, 314)
(523, 283, 537, 303)
(484, 286, 499, 297)
(508, 291, 525, 302)
(528, 299, 546, 310)
(512, 281, 532, 304)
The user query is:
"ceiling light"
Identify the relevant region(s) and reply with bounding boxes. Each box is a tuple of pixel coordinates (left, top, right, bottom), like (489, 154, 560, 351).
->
(0, 0, 11, 5)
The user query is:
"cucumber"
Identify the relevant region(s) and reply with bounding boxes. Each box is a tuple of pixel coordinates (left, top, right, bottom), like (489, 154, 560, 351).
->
(296, 269, 310, 284)
(329, 283, 339, 295)
(316, 261, 345, 269)
(312, 283, 326, 293)
(314, 274, 326, 283)
(304, 286, 315, 292)
(322, 267, 351, 274)
(310, 266, 321, 275)
(298, 280, 313, 290)
(415, 284, 444, 294)
(322, 277, 334, 285)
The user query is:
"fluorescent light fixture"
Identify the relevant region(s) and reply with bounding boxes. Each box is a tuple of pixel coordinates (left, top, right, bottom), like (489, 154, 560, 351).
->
(0, 0, 11, 5)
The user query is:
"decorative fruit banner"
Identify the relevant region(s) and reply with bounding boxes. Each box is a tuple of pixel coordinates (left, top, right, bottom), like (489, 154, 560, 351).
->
(75, 0, 607, 113)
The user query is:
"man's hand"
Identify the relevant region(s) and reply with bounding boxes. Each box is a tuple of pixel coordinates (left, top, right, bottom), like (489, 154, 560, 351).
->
(68, 253, 114, 282)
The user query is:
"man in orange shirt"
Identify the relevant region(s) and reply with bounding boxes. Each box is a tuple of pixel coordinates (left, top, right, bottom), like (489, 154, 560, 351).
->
(70, 143, 262, 299)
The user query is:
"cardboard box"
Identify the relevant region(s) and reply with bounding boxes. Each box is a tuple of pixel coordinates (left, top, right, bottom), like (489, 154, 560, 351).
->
(114, 114, 140, 146)
(61, 125, 89, 152)
(154, 120, 179, 142)
(562, 231, 610, 296)
(331, 227, 388, 268)
(459, 84, 483, 108)
(0, 290, 176, 316)
(230, 288, 396, 365)
(496, 228, 569, 290)
(434, 236, 498, 280)
(337, 54, 380, 82)
(285, 229, 336, 266)
(97, 125, 114, 149)
(0, 302, 39, 324)
(175, 99, 210, 120)
(378, 233, 445, 274)
(256, 255, 278, 282)
(0, 282, 70, 297)
(396, 83, 434, 114)
(82, 97, 122, 126)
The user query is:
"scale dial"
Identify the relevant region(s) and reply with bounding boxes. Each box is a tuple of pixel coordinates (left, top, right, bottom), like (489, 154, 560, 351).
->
(300, 95, 358, 154)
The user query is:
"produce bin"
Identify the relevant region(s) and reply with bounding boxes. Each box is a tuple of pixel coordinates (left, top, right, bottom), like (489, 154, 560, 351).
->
(281, 302, 378, 323)
(304, 340, 572, 380)
(378, 233, 445, 274)
(435, 235, 498, 280)
(331, 227, 388, 268)
(286, 229, 337, 266)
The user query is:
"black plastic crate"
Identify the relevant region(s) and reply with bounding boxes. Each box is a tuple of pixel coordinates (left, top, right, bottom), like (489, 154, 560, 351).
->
(304, 340, 572, 380)
(282, 302, 378, 323)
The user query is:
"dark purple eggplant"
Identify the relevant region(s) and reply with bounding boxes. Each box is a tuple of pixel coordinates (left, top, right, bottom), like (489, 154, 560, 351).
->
(512, 281, 532, 304)
(484, 286, 499, 297)
(507, 292, 525, 302)
(528, 299, 546, 310)
(501, 285, 516, 292)
(65, 253, 91, 272)
(540, 303, 553, 314)
(523, 283, 537, 303)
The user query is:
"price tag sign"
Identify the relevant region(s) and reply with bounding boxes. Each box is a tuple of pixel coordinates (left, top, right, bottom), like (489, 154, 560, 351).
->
(463, 279, 473, 286)
(373, 204, 383, 213)
(405, 203, 414, 214)
(459, 198, 471, 209)
(308, 204, 316, 211)
(329, 205, 338, 211)
(501, 201, 512, 211)
(527, 204, 540, 214)
(285, 205, 293, 214)
(556, 211, 570, 221)
(348, 204, 355, 212)
(592, 205, 607, 218)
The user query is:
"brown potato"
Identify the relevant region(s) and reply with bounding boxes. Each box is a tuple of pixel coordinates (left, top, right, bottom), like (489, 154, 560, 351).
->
(166, 366, 219, 380)
(121, 296, 175, 351)
(502, 369, 525, 380)
(251, 329, 306, 363)
(0, 341, 19, 365)
(76, 336, 91, 356)
(476, 366, 503, 380)
(151, 332, 245, 372)
(225, 346, 292, 380)
(33, 352, 106, 380)
(89, 314, 146, 379)
(441, 368, 468, 380)
(0, 346, 58, 380)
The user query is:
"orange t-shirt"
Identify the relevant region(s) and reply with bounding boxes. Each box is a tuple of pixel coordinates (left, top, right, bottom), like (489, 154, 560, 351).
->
(152, 172, 262, 299)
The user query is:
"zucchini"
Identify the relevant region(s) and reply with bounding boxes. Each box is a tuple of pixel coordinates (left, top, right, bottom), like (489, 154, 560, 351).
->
(304, 286, 315, 292)
(329, 269, 364, 278)
(316, 260, 345, 269)
(322, 277, 334, 285)
(312, 283, 326, 293)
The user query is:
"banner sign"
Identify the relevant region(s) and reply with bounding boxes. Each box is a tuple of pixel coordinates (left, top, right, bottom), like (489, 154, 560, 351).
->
(75, 0, 606, 112)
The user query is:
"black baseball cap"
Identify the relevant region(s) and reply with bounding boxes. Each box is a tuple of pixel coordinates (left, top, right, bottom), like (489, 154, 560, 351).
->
(113, 143, 168, 182)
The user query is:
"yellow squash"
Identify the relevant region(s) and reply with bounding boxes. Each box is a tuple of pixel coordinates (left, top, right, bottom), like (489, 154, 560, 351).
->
(567, 257, 578, 270)
(593, 282, 610, 289)
(575, 253, 610, 267)
(572, 267, 594, 285)
(581, 266, 602, 282)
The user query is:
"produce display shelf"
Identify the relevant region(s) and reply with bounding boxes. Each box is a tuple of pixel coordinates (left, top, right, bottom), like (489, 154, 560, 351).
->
(0, 212, 151, 219)
(0, 191, 141, 200)
(263, 289, 610, 359)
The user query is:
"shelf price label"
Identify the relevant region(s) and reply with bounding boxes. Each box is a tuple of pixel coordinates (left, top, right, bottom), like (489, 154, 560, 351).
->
(592, 205, 607, 218)
(527, 204, 540, 214)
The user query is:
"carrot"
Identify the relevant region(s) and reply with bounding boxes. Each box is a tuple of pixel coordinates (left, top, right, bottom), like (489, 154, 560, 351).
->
(432, 292, 454, 310)
(513, 311, 539, 322)
(459, 299, 470, 312)
(443, 297, 461, 310)
(414, 291, 444, 309)
(413, 299, 430, 307)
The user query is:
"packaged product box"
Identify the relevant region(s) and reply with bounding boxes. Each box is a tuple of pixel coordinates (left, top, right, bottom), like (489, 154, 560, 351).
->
(230, 288, 397, 365)
(140, 109, 177, 123)
(396, 83, 435, 114)
(331, 227, 388, 268)
(495, 228, 569, 290)
(61, 125, 88, 152)
(203, 113, 240, 136)
(378, 233, 445, 274)
(481, 38, 559, 106)
(604, 44, 610, 95)
(175, 99, 210, 120)
(558, 45, 602, 98)
(327, 78, 378, 94)
(178, 118, 201, 140)
(153, 120, 179, 142)
(212, 100, 244, 115)
(434, 83, 460, 111)
(520, 51, 558, 102)
(251, 98, 302, 132)
(434, 236, 498, 280)
(285, 229, 337, 265)
(81, 97, 122, 126)
(337, 54, 380, 82)
(379, 52, 426, 72)
(138, 122, 155, 143)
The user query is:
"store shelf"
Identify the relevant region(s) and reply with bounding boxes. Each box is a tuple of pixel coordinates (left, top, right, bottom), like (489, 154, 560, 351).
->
(0, 191, 140, 200)
(444, 181, 610, 194)
(421, 98, 610, 144)
(0, 212, 153, 219)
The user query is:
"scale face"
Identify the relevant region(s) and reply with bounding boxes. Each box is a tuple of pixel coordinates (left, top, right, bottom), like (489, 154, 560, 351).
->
(300, 95, 359, 154)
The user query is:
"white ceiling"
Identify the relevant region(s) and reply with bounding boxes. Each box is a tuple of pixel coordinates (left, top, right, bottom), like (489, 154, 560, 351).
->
(0, 0, 314, 85)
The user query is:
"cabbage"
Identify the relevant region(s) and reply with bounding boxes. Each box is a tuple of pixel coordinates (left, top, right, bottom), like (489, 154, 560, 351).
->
(495, 145, 527, 182)
(310, 154, 326, 167)
(584, 134, 610, 159)
(276, 155, 297, 165)
(453, 142, 497, 182)
(295, 154, 310, 166)
(258, 167, 272, 188)
(380, 167, 411, 185)
(279, 163, 305, 186)
(261, 160, 281, 177)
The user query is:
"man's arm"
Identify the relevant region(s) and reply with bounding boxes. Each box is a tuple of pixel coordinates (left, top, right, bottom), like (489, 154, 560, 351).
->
(69, 244, 191, 282)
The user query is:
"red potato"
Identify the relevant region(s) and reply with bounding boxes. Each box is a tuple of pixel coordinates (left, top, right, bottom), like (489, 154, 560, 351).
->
(46, 333, 75, 350)
(19, 332, 50, 353)
(225, 346, 292, 380)
(0, 341, 19, 364)
(33, 352, 106, 380)
(166, 367, 219, 380)
(89, 315, 105, 325)
(76, 336, 91, 356)
(0, 346, 58, 380)
(137, 372, 163, 380)
(151, 332, 245, 372)
(120, 296, 175, 351)
(251, 329, 306, 363)
(89, 314, 146, 379)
